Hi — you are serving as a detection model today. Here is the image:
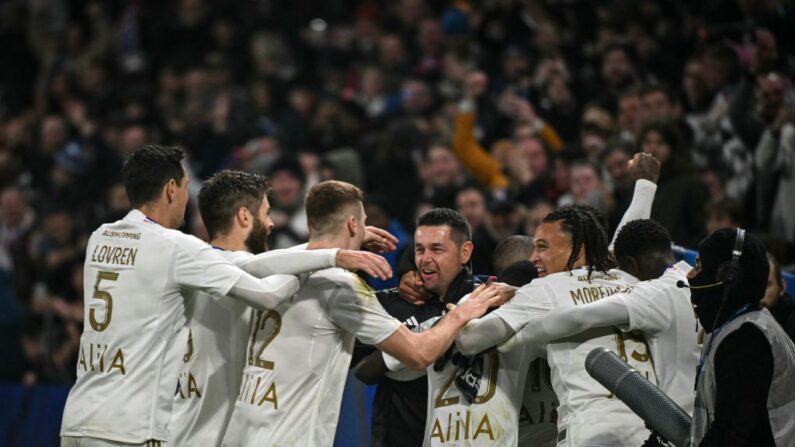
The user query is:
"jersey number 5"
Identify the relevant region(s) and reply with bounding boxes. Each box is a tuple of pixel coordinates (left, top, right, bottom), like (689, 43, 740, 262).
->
(90, 271, 118, 331)
(248, 310, 282, 369)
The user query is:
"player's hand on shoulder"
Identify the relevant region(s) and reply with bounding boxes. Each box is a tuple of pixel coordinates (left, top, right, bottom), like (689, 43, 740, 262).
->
(628, 152, 660, 184)
(446, 283, 502, 321)
(487, 281, 518, 307)
(336, 249, 393, 281)
(399, 270, 432, 306)
(362, 226, 399, 253)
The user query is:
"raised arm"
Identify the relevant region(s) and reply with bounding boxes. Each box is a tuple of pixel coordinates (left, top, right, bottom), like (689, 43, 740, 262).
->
(609, 153, 660, 251)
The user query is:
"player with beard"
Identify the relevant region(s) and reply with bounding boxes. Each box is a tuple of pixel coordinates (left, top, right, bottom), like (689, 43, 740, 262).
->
(168, 170, 399, 445)
(61, 148, 300, 447)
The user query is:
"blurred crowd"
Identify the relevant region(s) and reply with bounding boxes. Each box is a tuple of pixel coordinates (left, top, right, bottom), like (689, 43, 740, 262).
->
(0, 0, 794, 385)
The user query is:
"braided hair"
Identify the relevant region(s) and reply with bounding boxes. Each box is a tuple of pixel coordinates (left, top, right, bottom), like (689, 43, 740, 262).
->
(542, 206, 615, 279)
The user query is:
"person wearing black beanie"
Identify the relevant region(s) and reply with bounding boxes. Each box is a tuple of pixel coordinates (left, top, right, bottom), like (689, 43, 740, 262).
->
(688, 228, 795, 447)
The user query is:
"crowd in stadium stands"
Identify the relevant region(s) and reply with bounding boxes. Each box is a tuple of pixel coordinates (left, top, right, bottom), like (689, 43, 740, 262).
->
(0, 0, 793, 385)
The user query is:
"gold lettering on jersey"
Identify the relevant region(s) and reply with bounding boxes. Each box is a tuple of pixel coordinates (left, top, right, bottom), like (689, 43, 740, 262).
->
(91, 244, 138, 266)
(237, 372, 279, 409)
(109, 348, 126, 374)
(77, 342, 126, 375)
(569, 285, 630, 305)
(189, 373, 203, 398)
(429, 411, 495, 443)
(258, 382, 278, 409)
(183, 331, 194, 363)
(576, 272, 619, 282)
(474, 414, 495, 440)
(102, 230, 141, 240)
(176, 372, 203, 399)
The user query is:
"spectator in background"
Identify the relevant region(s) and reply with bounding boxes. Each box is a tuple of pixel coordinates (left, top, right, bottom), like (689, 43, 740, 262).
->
(616, 86, 643, 144)
(0, 187, 35, 380)
(488, 199, 524, 243)
(267, 157, 309, 249)
(596, 44, 640, 113)
(761, 252, 795, 341)
(455, 185, 498, 275)
(421, 142, 466, 209)
(524, 200, 554, 239)
(641, 121, 709, 247)
(754, 72, 795, 243)
(705, 197, 744, 235)
(507, 134, 556, 206)
(562, 159, 614, 217)
(639, 83, 693, 148)
(0, 188, 36, 306)
(364, 194, 410, 290)
(580, 105, 616, 161)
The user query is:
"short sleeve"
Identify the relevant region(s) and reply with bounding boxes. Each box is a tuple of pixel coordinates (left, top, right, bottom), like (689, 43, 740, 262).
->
(383, 351, 404, 371)
(494, 282, 554, 332)
(173, 234, 243, 297)
(324, 271, 402, 345)
(618, 271, 679, 334)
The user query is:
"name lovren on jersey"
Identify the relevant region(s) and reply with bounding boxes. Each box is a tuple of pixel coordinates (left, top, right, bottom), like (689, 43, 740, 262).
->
(77, 233, 142, 377)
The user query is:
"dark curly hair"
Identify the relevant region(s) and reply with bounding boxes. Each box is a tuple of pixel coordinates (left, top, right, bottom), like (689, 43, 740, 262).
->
(543, 206, 615, 279)
(614, 219, 672, 261)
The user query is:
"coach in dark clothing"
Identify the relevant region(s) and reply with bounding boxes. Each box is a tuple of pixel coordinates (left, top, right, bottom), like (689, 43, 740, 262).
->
(688, 229, 795, 446)
(353, 209, 480, 447)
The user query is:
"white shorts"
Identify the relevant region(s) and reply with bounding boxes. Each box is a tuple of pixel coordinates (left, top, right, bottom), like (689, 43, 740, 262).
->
(61, 437, 165, 447)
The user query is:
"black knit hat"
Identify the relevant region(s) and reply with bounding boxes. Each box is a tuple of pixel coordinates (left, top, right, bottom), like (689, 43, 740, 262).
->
(697, 228, 769, 305)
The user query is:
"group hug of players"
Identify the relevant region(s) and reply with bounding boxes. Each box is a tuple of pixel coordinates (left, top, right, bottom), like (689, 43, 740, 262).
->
(58, 145, 794, 447)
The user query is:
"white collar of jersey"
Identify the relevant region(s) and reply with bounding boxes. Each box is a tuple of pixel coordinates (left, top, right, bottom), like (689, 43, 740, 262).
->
(671, 260, 692, 276)
(124, 209, 156, 225)
(614, 268, 639, 285)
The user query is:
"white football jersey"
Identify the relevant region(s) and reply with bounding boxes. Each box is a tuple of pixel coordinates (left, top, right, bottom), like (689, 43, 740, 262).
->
(60, 210, 297, 443)
(421, 332, 535, 447)
(382, 310, 538, 447)
(496, 267, 655, 447)
(167, 250, 252, 446)
(168, 246, 339, 445)
(613, 261, 700, 414)
(222, 267, 402, 447)
(518, 358, 558, 447)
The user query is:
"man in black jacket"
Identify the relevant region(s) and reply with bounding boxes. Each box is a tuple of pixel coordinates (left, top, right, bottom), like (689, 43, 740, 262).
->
(353, 208, 482, 447)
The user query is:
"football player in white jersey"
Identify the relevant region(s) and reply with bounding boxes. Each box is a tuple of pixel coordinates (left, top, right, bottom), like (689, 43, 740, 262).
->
(168, 170, 400, 446)
(517, 219, 700, 416)
(457, 206, 656, 446)
(61, 146, 314, 447)
(222, 180, 505, 447)
(370, 260, 538, 447)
